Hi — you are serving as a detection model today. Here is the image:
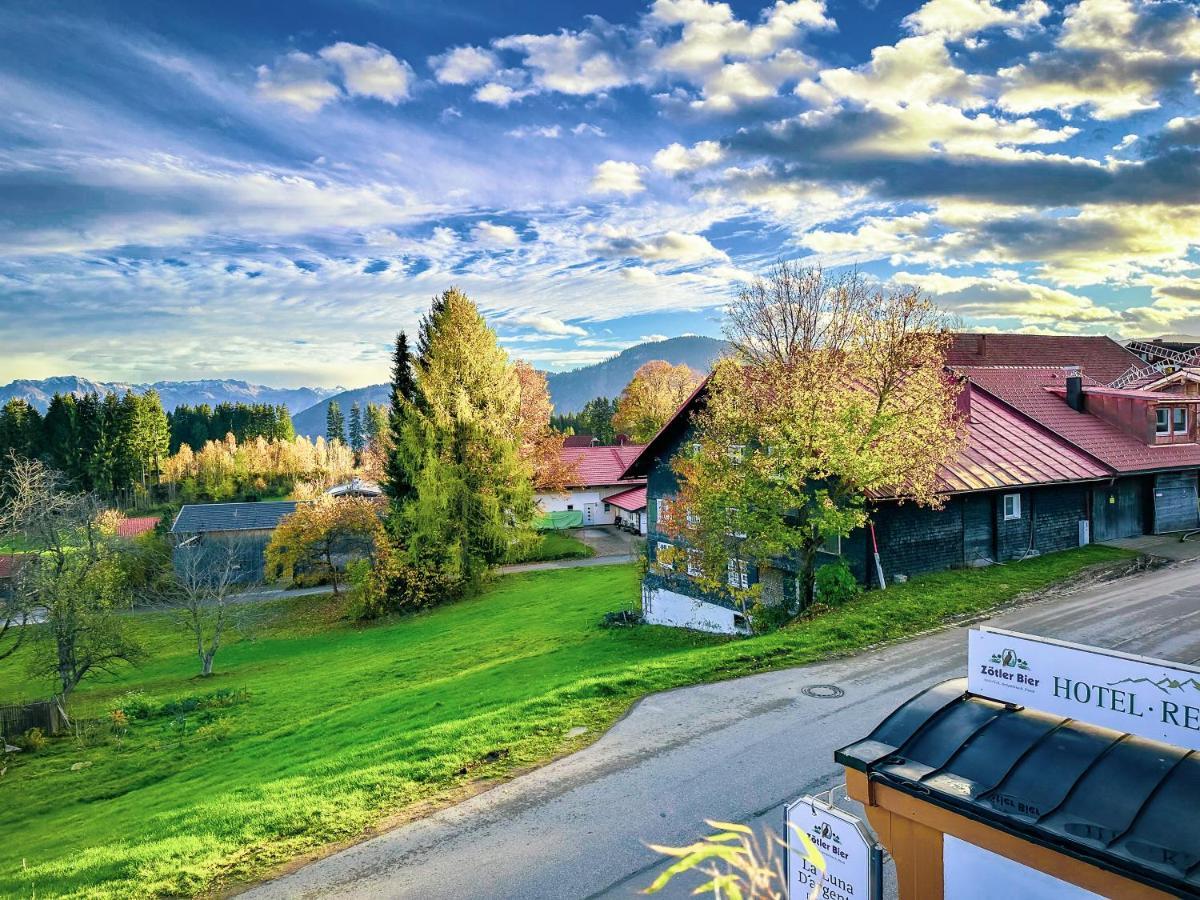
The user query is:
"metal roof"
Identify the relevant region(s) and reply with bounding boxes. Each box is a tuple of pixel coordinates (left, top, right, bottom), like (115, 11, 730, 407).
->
(837, 679, 1200, 896)
(170, 501, 302, 534)
(605, 485, 647, 512)
(946, 333, 1142, 383)
(561, 444, 647, 487)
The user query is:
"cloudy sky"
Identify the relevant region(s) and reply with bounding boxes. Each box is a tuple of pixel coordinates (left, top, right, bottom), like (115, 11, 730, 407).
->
(1, 0, 1198, 387)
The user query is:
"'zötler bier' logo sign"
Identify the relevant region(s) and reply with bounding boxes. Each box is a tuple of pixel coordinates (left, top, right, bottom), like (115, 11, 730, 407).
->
(969, 627, 1200, 751)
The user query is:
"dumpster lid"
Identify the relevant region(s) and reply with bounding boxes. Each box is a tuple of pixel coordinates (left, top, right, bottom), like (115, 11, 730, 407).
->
(836, 679, 1200, 895)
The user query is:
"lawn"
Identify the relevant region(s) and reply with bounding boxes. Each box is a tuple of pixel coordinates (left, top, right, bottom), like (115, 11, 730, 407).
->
(0, 544, 1132, 898)
(511, 530, 596, 563)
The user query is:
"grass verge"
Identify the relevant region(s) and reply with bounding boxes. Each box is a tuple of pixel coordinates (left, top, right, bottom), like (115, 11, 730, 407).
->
(0, 544, 1132, 898)
(508, 530, 596, 563)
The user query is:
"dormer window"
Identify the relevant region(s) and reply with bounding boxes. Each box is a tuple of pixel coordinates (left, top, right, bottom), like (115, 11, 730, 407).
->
(1157, 408, 1170, 435)
(1156, 407, 1190, 437)
(1174, 407, 1188, 435)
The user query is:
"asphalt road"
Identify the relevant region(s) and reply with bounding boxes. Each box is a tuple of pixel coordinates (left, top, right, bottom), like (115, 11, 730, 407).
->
(240, 559, 1200, 900)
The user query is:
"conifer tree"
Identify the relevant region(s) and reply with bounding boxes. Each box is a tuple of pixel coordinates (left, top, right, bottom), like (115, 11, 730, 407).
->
(392, 289, 535, 593)
(325, 400, 345, 445)
(348, 402, 364, 453)
(382, 331, 417, 507)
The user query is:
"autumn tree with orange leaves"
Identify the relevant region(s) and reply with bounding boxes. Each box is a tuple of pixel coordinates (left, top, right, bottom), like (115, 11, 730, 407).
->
(266, 495, 384, 596)
(514, 361, 579, 492)
(613, 360, 703, 443)
(658, 264, 962, 621)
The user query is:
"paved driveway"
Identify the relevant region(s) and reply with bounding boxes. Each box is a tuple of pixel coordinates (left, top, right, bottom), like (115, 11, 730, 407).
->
(240, 559, 1200, 900)
(575, 526, 639, 558)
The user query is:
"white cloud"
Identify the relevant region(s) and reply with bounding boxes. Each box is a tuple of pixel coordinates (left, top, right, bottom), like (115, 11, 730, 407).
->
(257, 43, 413, 111)
(495, 25, 634, 96)
(653, 140, 725, 173)
(505, 124, 562, 138)
(255, 51, 340, 112)
(318, 43, 413, 104)
(902, 0, 1050, 41)
(589, 160, 646, 195)
(430, 45, 500, 85)
(473, 82, 534, 106)
(514, 313, 588, 336)
(896, 271, 1122, 325)
(572, 122, 607, 137)
(592, 229, 727, 263)
(471, 221, 521, 246)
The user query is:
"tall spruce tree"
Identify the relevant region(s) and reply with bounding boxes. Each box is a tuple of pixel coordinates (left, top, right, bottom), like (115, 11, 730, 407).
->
(348, 402, 364, 456)
(392, 289, 535, 592)
(382, 331, 417, 508)
(325, 401, 345, 445)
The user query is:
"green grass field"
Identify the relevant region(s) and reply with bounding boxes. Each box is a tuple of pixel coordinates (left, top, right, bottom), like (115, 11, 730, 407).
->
(514, 530, 596, 562)
(0, 544, 1132, 898)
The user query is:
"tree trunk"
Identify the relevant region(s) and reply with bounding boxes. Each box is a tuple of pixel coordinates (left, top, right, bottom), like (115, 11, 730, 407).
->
(326, 547, 340, 596)
(799, 545, 818, 612)
(201, 651, 214, 677)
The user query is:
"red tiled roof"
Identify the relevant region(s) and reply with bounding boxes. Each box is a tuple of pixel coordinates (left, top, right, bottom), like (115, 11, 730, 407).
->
(605, 485, 647, 511)
(561, 444, 647, 487)
(0, 554, 27, 580)
(116, 516, 160, 539)
(946, 333, 1141, 383)
(935, 385, 1110, 493)
(963, 366, 1200, 473)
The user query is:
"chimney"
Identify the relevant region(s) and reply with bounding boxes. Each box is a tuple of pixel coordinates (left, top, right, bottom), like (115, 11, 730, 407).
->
(1065, 365, 1084, 412)
(956, 376, 972, 419)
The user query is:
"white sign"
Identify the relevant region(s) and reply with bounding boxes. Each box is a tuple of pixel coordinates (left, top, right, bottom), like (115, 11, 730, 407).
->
(785, 796, 877, 900)
(944, 835, 1103, 899)
(968, 627, 1200, 750)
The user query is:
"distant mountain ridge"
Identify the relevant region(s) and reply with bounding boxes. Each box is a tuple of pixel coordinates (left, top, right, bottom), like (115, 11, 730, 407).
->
(545, 336, 728, 413)
(0, 376, 338, 415)
(290, 336, 729, 438)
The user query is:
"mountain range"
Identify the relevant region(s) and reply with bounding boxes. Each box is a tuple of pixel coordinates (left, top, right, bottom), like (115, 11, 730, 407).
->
(2, 335, 729, 439)
(0, 375, 338, 416)
(291, 335, 730, 439)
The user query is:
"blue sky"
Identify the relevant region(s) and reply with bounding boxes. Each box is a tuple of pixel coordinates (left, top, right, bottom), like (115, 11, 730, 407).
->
(1, 0, 1198, 387)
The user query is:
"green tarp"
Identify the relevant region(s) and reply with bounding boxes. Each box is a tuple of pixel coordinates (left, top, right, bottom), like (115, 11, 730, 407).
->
(536, 510, 584, 531)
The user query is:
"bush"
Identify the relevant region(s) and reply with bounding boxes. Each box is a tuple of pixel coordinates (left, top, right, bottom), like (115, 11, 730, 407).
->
(196, 717, 235, 743)
(357, 549, 461, 619)
(17, 727, 47, 753)
(599, 610, 643, 628)
(815, 560, 861, 606)
(113, 690, 155, 720)
(748, 599, 793, 634)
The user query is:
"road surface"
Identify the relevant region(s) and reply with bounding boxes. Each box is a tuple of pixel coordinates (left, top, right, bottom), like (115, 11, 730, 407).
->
(241, 558, 1200, 900)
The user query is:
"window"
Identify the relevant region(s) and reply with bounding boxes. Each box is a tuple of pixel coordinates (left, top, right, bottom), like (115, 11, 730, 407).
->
(727, 443, 746, 462)
(819, 533, 841, 555)
(727, 558, 749, 589)
(725, 507, 746, 539)
(604, 503, 611, 513)
(657, 498, 671, 525)
(656, 541, 674, 571)
(686, 509, 700, 528)
(566, 504, 574, 511)
(1003, 493, 1021, 520)
(686, 549, 703, 577)
(1157, 408, 1170, 435)
(1174, 407, 1188, 435)
(691, 441, 702, 456)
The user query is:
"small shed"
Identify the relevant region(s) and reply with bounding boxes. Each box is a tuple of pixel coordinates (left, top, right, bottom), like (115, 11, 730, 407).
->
(170, 501, 302, 583)
(605, 485, 647, 534)
(325, 478, 382, 498)
(838, 678, 1197, 899)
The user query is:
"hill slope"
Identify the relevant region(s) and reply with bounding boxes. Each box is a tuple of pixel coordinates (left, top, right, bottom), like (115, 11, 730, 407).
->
(0, 376, 335, 415)
(291, 384, 392, 440)
(545, 335, 728, 413)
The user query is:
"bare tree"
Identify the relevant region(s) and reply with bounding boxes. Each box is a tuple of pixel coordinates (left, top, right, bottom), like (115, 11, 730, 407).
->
(0, 455, 142, 699)
(0, 565, 30, 663)
(160, 539, 249, 677)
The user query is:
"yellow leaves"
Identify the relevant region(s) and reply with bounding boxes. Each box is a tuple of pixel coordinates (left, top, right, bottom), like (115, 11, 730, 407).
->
(613, 360, 703, 443)
(642, 819, 797, 899)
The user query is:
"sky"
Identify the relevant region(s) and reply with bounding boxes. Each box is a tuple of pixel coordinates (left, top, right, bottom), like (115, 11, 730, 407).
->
(0, 0, 1198, 388)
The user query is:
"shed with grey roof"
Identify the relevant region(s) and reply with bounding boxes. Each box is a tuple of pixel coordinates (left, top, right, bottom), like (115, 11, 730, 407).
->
(170, 501, 307, 583)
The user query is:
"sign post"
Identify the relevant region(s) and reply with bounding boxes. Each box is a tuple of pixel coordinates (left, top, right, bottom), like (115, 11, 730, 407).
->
(785, 795, 881, 900)
(968, 626, 1200, 750)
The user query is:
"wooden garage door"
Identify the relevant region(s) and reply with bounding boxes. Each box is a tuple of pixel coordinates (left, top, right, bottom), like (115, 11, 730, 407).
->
(1092, 479, 1144, 541)
(1154, 471, 1199, 534)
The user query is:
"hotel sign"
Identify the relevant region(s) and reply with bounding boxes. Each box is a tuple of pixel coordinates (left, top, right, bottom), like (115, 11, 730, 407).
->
(968, 627, 1200, 751)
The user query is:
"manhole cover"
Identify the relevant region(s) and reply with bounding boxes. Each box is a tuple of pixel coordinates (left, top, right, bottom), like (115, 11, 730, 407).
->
(801, 684, 845, 699)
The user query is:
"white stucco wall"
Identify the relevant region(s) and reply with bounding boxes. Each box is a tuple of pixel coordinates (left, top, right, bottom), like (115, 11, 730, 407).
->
(642, 586, 748, 635)
(535, 485, 642, 527)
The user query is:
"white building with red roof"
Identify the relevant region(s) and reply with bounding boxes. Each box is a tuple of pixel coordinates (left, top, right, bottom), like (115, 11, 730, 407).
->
(535, 444, 648, 531)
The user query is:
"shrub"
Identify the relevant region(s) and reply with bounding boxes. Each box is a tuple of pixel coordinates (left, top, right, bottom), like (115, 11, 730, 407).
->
(748, 599, 793, 634)
(815, 560, 861, 606)
(357, 548, 461, 619)
(17, 727, 47, 753)
(196, 717, 235, 743)
(113, 690, 155, 720)
(600, 610, 643, 628)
